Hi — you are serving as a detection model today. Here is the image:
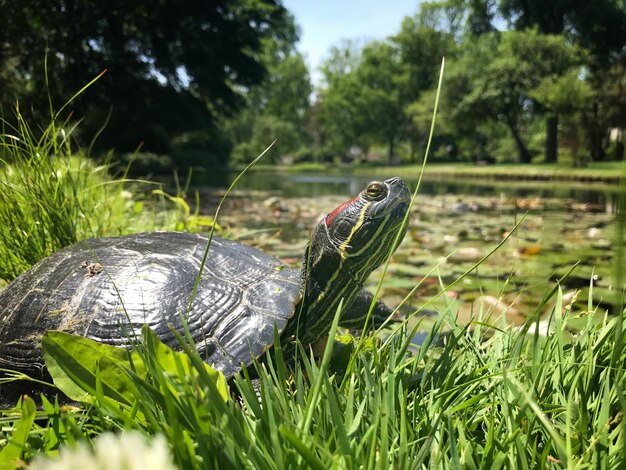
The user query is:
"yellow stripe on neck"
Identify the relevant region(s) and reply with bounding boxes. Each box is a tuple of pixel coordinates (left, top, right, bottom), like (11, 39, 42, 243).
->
(338, 202, 371, 260)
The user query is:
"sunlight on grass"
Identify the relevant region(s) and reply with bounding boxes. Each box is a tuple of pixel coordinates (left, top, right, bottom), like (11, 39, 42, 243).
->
(1, 287, 624, 468)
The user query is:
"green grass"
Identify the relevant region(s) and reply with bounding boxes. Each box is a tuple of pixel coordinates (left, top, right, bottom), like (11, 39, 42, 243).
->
(244, 162, 328, 173)
(386, 162, 623, 183)
(1, 288, 624, 468)
(0, 106, 214, 285)
(261, 162, 623, 185)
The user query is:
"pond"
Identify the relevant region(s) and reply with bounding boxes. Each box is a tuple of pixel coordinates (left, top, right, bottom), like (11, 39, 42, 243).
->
(195, 169, 621, 329)
(229, 169, 619, 208)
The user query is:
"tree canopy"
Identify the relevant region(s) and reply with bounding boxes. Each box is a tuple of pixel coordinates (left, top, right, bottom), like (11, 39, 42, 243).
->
(0, 0, 624, 169)
(0, 0, 292, 155)
(311, 0, 625, 165)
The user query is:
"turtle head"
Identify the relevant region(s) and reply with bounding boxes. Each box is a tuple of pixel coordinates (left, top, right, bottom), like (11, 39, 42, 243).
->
(304, 177, 410, 295)
(292, 177, 410, 344)
(321, 177, 410, 277)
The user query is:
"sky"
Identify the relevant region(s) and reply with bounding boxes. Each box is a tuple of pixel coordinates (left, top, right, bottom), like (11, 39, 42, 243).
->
(282, 0, 422, 84)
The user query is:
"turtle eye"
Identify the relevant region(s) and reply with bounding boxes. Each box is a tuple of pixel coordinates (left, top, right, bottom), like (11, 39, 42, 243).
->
(364, 182, 386, 200)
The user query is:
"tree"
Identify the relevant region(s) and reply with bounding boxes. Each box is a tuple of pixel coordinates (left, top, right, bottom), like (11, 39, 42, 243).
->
(507, 30, 584, 164)
(229, 13, 312, 164)
(317, 40, 410, 164)
(0, 0, 292, 157)
(445, 30, 582, 163)
(406, 88, 455, 163)
(316, 42, 370, 159)
(529, 70, 594, 164)
(498, 0, 626, 161)
(232, 116, 300, 164)
(393, 10, 457, 99)
(464, 0, 497, 36)
(499, 0, 626, 60)
(393, 7, 457, 161)
(356, 41, 408, 164)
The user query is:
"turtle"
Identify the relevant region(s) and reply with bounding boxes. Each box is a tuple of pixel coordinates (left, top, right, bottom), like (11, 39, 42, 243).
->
(0, 177, 410, 405)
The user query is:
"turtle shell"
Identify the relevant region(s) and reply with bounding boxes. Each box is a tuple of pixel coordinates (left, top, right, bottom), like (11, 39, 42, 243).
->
(0, 232, 301, 381)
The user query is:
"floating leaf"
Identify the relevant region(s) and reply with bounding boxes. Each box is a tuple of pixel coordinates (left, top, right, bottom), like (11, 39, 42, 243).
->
(517, 244, 542, 256)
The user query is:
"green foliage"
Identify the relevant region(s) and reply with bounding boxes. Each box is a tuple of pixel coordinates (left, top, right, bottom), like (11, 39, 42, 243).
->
(0, 109, 131, 280)
(257, 49, 312, 126)
(0, 62, 625, 467)
(227, 13, 313, 165)
(317, 44, 368, 159)
(121, 152, 176, 177)
(42, 326, 228, 406)
(310, 0, 624, 166)
(393, 10, 457, 97)
(406, 88, 455, 162)
(1, 288, 625, 468)
(317, 40, 411, 163)
(444, 29, 585, 163)
(170, 128, 234, 171)
(498, 0, 626, 65)
(0, 0, 624, 169)
(530, 70, 594, 115)
(316, 23, 455, 164)
(356, 42, 408, 163)
(150, 189, 219, 233)
(0, 396, 36, 469)
(232, 116, 300, 165)
(0, 0, 292, 158)
(0, 105, 212, 283)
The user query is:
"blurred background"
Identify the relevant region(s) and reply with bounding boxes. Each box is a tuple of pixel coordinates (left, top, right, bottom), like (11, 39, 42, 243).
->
(0, 0, 624, 173)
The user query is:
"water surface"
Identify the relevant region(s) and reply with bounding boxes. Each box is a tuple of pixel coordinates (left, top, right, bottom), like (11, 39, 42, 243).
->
(199, 169, 620, 326)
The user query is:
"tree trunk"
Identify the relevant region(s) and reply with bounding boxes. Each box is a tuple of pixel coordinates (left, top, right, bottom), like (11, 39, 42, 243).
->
(505, 116, 532, 163)
(614, 140, 625, 161)
(589, 129, 605, 161)
(409, 137, 418, 163)
(388, 136, 396, 165)
(588, 101, 606, 161)
(545, 115, 558, 163)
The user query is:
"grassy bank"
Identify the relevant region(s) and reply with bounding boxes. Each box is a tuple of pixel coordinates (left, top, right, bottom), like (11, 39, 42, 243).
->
(2, 288, 625, 468)
(382, 162, 623, 184)
(0, 109, 217, 287)
(252, 162, 624, 185)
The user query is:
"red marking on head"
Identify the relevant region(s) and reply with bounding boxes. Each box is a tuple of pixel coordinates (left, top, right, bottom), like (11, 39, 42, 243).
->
(325, 196, 358, 227)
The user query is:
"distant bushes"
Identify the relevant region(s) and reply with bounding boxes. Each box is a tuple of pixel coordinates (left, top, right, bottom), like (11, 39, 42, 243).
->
(121, 128, 234, 176)
(171, 129, 233, 171)
(121, 152, 176, 176)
